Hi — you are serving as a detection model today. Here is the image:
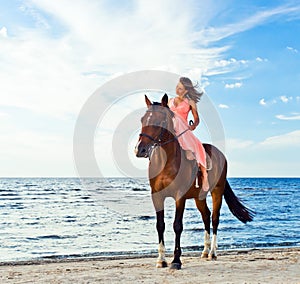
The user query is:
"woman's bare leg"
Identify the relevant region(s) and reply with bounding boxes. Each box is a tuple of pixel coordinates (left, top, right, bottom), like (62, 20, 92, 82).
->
(199, 164, 209, 191)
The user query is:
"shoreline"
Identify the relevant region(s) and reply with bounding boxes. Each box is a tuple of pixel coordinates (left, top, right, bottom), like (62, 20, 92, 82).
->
(1, 247, 299, 283)
(1, 246, 298, 266)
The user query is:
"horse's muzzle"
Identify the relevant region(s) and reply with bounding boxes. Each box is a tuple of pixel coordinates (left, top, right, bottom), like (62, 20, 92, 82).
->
(135, 141, 150, 158)
(135, 145, 149, 158)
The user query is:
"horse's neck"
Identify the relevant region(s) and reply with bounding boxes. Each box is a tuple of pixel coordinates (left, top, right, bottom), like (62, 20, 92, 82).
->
(164, 138, 180, 162)
(150, 137, 180, 167)
(160, 128, 179, 156)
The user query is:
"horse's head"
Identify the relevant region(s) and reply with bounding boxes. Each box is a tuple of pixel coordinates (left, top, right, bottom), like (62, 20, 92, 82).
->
(135, 94, 175, 158)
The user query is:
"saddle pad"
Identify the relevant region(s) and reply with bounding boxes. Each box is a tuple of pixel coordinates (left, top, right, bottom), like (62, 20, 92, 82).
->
(184, 150, 212, 171)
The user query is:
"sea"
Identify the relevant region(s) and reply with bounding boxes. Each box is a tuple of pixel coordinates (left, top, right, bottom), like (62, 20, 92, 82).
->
(0, 177, 299, 263)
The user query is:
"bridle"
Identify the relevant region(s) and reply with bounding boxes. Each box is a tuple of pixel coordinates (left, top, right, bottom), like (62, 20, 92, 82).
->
(139, 108, 175, 147)
(139, 107, 190, 148)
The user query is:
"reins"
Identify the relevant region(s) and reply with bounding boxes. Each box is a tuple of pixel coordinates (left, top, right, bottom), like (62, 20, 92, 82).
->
(139, 106, 191, 148)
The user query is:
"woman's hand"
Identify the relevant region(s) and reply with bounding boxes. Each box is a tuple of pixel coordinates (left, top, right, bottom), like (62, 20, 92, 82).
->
(189, 99, 199, 131)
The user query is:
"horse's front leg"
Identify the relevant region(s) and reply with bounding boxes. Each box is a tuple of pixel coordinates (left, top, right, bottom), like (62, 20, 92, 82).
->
(156, 210, 167, 268)
(170, 199, 186, 270)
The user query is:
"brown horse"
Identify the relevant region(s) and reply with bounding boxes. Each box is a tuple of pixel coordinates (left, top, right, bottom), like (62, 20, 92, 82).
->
(135, 94, 254, 270)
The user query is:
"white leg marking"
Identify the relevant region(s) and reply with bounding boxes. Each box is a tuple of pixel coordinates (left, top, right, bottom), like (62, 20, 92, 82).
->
(201, 231, 210, 257)
(209, 234, 218, 258)
(156, 241, 166, 267)
(195, 176, 200, 188)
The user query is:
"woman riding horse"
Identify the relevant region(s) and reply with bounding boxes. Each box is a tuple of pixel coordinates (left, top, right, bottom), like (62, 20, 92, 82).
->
(135, 80, 254, 270)
(169, 77, 209, 192)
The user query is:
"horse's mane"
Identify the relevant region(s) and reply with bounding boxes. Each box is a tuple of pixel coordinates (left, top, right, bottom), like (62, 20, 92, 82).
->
(152, 101, 164, 106)
(152, 102, 174, 117)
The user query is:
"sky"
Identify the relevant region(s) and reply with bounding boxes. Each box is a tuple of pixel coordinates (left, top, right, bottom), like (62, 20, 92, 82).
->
(0, 0, 299, 177)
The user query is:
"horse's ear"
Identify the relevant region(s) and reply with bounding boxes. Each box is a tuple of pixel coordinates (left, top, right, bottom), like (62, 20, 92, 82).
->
(161, 93, 168, 107)
(145, 95, 152, 108)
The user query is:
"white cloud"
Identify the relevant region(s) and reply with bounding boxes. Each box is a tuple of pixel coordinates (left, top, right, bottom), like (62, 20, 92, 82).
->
(2, 1, 298, 118)
(259, 98, 267, 106)
(276, 114, 300, 120)
(2, 1, 300, 177)
(0, 1, 243, 119)
(226, 133, 300, 177)
(19, 3, 50, 29)
(287, 46, 298, 53)
(226, 138, 254, 150)
(202, 58, 249, 76)
(259, 96, 293, 106)
(225, 82, 243, 89)
(260, 95, 294, 106)
(0, 26, 7, 37)
(215, 58, 237, 67)
(280, 95, 290, 103)
(0, 111, 9, 118)
(26, 0, 231, 80)
(215, 58, 247, 68)
(0, 127, 73, 177)
(195, 5, 300, 45)
(256, 57, 268, 62)
(260, 130, 300, 147)
(218, 104, 229, 109)
(0, 31, 97, 119)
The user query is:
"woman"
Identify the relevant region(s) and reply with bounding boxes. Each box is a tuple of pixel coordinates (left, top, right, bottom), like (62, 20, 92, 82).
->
(168, 77, 209, 191)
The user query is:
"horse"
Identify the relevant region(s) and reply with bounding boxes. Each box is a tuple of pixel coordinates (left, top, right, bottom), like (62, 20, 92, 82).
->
(135, 94, 254, 269)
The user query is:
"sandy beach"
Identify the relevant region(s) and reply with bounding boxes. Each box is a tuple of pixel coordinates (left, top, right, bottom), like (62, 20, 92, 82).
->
(0, 247, 299, 283)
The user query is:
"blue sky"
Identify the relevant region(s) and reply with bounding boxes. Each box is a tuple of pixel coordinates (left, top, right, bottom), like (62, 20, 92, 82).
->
(0, 0, 299, 177)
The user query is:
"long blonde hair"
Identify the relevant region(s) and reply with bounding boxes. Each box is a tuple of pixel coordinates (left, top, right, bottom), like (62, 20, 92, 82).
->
(180, 77, 203, 103)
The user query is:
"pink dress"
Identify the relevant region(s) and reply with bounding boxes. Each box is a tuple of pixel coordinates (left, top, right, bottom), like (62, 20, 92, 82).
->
(169, 98, 206, 168)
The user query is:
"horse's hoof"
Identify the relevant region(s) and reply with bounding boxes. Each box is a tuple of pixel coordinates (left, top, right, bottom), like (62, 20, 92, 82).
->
(156, 261, 168, 268)
(170, 262, 181, 270)
(201, 252, 209, 258)
(208, 254, 217, 261)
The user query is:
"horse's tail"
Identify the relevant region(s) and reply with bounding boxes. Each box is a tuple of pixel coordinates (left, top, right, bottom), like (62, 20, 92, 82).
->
(224, 180, 255, 223)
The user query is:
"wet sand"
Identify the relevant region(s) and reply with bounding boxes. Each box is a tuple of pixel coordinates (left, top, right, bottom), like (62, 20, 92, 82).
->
(0, 247, 299, 283)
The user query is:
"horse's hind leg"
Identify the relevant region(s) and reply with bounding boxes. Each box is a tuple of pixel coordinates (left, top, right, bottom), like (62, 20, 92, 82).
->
(195, 198, 211, 258)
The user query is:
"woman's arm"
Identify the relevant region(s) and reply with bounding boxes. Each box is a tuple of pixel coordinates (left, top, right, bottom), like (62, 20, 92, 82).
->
(189, 99, 200, 131)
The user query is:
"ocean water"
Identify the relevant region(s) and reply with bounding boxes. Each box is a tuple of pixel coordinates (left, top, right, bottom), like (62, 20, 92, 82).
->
(0, 177, 299, 263)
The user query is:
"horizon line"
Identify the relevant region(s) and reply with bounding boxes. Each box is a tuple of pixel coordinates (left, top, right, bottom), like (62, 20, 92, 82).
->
(0, 176, 299, 179)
